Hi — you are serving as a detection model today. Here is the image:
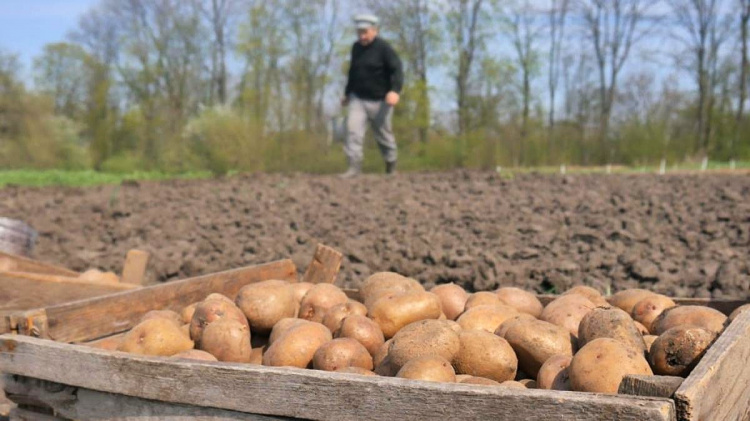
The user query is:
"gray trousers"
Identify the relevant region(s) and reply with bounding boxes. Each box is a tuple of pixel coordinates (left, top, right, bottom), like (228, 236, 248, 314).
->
(345, 95, 397, 164)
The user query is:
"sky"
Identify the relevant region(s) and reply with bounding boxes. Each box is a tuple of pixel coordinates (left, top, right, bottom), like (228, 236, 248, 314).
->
(0, 0, 95, 75)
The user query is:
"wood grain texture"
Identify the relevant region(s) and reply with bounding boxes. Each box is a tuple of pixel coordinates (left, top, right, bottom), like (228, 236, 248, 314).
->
(674, 310, 750, 421)
(0, 272, 137, 290)
(10, 259, 297, 343)
(0, 252, 78, 277)
(0, 336, 676, 421)
(120, 250, 150, 286)
(619, 375, 683, 398)
(8, 407, 64, 421)
(301, 244, 342, 284)
(4, 375, 289, 421)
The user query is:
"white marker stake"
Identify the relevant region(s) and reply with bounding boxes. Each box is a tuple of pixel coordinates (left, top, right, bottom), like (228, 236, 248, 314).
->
(730, 160, 736, 170)
(606, 164, 612, 175)
(659, 159, 666, 175)
(560, 164, 566, 175)
(496, 166, 502, 173)
(701, 157, 708, 172)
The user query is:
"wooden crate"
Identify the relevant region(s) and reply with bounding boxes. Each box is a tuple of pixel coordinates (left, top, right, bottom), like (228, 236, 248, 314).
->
(0, 272, 747, 420)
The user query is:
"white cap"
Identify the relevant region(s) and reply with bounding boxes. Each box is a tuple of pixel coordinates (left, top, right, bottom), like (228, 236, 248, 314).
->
(354, 14, 379, 30)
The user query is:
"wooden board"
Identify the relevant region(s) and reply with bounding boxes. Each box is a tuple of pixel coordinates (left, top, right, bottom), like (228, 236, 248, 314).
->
(620, 375, 683, 398)
(0, 252, 78, 277)
(120, 250, 149, 286)
(9, 259, 297, 343)
(0, 271, 137, 291)
(3, 375, 289, 420)
(674, 310, 750, 421)
(301, 244, 342, 284)
(0, 336, 676, 421)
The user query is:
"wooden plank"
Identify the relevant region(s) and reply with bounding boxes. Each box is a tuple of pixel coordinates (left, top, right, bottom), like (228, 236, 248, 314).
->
(0, 336, 676, 421)
(10, 259, 297, 344)
(619, 375, 683, 398)
(0, 252, 78, 277)
(120, 250, 150, 286)
(4, 375, 289, 420)
(674, 310, 750, 421)
(8, 407, 64, 421)
(301, 244, 342, 284)
(0, 271, 138, 291)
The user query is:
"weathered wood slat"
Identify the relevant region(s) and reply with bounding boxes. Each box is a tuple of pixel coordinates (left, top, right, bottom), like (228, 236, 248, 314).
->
(0, 336, 676, 421)
(674, 310, 750, 421)
(619, 375, 683, 398)
(120, 250, 150, 286)
(0, 271, 138, 291)
(301, 244, 342, 284)
(4, 375, 290, 421)
(8, 407, 64, 421)
(10, 259, 297, 343)
(0, 252, 78, 277)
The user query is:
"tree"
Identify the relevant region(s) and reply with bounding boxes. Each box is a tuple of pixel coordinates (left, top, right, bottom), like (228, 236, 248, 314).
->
(447, 0, 493, 135)
(33, 43, 92, 119)
(547, 0, 570, 137)
(669, 0, 733, 155)
(198, 0, 239, 105)
(579, 0, 652, 159)
(737, 0, 750, 157)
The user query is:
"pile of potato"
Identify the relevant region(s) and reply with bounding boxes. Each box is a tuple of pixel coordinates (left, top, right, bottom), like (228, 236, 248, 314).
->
(113, 273, 739, 395)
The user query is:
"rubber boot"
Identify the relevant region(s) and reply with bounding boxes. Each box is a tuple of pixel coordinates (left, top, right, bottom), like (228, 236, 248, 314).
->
(339, 161, 362, 179)
(386, 160, 397, 175)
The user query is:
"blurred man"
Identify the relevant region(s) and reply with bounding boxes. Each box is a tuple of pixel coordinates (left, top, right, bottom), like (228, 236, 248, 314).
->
(340, 14, 404, 178)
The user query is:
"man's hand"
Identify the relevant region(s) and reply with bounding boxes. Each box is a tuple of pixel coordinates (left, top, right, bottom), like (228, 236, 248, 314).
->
(385, 91, 400, 106)
(341, 96, 349, 107)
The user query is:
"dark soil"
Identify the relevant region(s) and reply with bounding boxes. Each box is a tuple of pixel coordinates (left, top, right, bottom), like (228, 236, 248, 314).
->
(1, 172, 748, 299)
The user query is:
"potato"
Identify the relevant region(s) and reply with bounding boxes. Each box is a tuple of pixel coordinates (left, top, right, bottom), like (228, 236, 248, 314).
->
(563, 286, 609, 307)
(649, 326, 717, 376)
(461, 376, 501, 386)
(117, 318, 194, 357)
(373, 339, 392, 368)
(457, 304, 519, 333)
(518, 379, 537, 389)
(494, 313, 537, 338)
(268, 318, 307, 345)
(496, 287, 543, 318)
(536, 354, 572, 391)
(181, 303, 198, 324)
(205, 293, 234, 304)
(503, 319, 576, 378)
(312, 338, 373, 371)
(335, 367, 377, 376)
(577, 307, 646, 353)
(610, 289, 657, 314)
(263, 322, 332, 368)
(291, 282, 315, 303)
(335, 315, 385, 356)
(464, 292, 501, 311)
(190, 297, 248, 345)
(644, 335, 658, 353)
(631, 295, 676, 332)
(298, 284, 349, 323)
(396, 356, 455, 383)
(455, 374, 473, 382)
(453, 330, 517, 382)
(323, 301, 368, 333)
(387, 320, 460, 373)
(540, 294, 596, 338)
(501, 381, 526, 389)
(249, 347, 264, 365)
(170, 350, 218, 362)
(729, 303, 750, 322)
(368, 291, 442, 339)
(361, 272, 424, 307)
(235, 280, 296, 334)
(569, 338, 653, 394)
(634, 321, 650, 336)
(140, 310, 182, 326)
(199, 319, 252, 363)
(430, 283, 469, 320)
(440, 320, 462, 334)
(181, 324, 190, 337)
(651, 306, 728, 335)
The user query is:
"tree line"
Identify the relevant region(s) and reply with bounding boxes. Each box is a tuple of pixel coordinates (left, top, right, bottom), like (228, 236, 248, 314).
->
(0, 0, 748, 174)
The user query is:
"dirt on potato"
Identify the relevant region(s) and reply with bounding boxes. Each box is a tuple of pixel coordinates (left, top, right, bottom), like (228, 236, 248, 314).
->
(1, 172, 748, 298)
